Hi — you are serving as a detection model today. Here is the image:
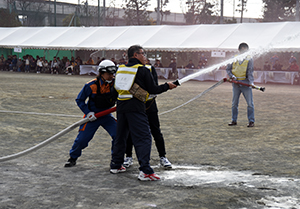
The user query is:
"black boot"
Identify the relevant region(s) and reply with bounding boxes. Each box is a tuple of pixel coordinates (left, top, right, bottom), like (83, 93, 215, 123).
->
(64, 157, 77, 167)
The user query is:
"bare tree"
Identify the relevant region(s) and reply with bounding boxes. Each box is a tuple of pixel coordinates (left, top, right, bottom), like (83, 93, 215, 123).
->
(7, 0, 48, 26)
(106, 0, 119, 26)
(235, 0, 247, 23)
(184, 0, 218, 24)
(122, 0, 151, 25)
(263, 0, 298, 22)
(0, 8, 21, 26)
(154, 0, 170, 24)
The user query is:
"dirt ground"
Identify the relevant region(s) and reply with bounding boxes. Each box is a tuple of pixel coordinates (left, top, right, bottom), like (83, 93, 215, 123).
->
(0, 71, 300, 209)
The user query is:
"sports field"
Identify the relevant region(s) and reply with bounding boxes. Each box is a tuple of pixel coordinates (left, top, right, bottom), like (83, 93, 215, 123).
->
(0, 71, 299, 208)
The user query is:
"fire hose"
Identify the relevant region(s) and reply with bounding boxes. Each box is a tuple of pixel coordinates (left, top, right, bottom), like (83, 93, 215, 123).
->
(174, 78, 265, 92)
(224, 78, 266, 92)
(0, 77, 265, 162)
(0, 107, 116, 162)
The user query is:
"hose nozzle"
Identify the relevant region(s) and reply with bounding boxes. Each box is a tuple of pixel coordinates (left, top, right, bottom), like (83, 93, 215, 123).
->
(172, 79, 180, 86)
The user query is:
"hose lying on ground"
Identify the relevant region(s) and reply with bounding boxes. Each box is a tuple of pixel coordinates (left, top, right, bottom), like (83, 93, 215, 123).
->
(0, 79, 228, 162)
(0, 107, 116, 162)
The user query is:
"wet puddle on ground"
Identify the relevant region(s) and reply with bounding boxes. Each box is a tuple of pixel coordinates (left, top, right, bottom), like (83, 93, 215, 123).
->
(155, 165, 300, 208)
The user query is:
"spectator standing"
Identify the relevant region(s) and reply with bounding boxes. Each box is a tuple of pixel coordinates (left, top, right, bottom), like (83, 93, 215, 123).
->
(24, 56, 30, 73)
(289, 54, 297, 65)
(57, 57, 64, 73)
(0, 54, 5, 70)
(16, 58, 23, 72)
(168, 58, 177, 79)
(270, 54, 279, 70)
(122, 51, 127, 61)
(29, 56, 36, 72)
(4, 55, 12, 71)
(10, 55, 17, 71)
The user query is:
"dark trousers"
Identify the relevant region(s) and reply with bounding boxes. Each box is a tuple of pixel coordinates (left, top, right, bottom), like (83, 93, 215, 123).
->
(111, 111, 154, 174)
(126, 111, 166, 158)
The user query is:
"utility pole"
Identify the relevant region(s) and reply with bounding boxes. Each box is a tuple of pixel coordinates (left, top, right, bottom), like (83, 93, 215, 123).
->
(296, 0, 299, 21)
(220, 0, 224, 24)
(157, 0, 160, 25)
(232, 0, 235, 19)
(98, 0, 100, 26)
(102, 0, 106, 26)
(240, 0, 244, 23)
(54, 0, 57, 26)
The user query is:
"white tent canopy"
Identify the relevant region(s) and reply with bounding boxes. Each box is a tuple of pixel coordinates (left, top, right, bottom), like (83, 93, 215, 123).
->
(1, 22, 300, 52)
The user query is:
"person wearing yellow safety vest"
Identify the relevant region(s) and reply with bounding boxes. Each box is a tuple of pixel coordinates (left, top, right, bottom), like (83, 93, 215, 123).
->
(226, 42, 255, 128)
(123, 64, 172, 169)
(110, 45, 177, 181)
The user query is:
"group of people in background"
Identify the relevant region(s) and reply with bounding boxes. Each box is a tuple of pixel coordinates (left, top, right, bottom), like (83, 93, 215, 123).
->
(1, 53, 299, 77)
(0, 54, 84, 75)
(263, 54, 299, 72)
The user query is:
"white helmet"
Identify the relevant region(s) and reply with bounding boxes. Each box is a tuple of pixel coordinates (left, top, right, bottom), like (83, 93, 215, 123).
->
(98, 60, 117, 74)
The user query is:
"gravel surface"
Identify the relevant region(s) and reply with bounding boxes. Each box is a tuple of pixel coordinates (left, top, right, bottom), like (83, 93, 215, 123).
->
(0, 71, 300, 209)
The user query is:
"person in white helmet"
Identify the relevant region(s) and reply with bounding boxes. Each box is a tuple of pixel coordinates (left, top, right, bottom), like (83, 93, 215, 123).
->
(64, 59, 118, 167)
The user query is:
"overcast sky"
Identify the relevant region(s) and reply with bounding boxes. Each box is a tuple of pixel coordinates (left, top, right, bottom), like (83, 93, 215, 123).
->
(59, 0, 264, 19)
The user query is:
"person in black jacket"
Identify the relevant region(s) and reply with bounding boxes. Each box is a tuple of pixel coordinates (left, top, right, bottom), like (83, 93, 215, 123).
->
(110, 45, 177, 181)
(123, 64, 172, 169)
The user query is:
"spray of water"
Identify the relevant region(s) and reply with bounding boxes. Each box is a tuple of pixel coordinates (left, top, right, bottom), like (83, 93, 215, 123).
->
(178, 32, 300, 85)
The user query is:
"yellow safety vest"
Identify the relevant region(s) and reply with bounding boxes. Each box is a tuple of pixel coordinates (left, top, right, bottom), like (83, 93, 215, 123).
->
(232, 55, 250, 80)
(115, 64, 142, 100)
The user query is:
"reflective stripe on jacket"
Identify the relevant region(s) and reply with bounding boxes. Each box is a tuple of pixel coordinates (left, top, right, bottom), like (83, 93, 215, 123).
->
(115, 64, 142, 100)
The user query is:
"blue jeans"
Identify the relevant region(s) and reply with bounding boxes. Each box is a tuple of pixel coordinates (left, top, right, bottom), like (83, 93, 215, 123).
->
(231, 83, 255, 123)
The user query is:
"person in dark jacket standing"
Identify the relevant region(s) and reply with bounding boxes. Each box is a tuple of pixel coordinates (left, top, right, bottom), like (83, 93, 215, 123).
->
(111, 45, 177, 181)
(123, 64, 172, 169)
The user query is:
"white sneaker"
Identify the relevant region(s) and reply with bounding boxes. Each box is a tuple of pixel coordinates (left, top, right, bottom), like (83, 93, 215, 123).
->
(123, 157, 133, 168)
(110, 165, 126, 174)
(138, 171, 161, 181)
(160, 157, 172, 168)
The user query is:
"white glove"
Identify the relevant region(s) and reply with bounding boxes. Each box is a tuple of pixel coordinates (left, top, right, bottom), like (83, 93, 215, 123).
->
(87, 112, 97, 122)
(231, 75, 237, 80)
